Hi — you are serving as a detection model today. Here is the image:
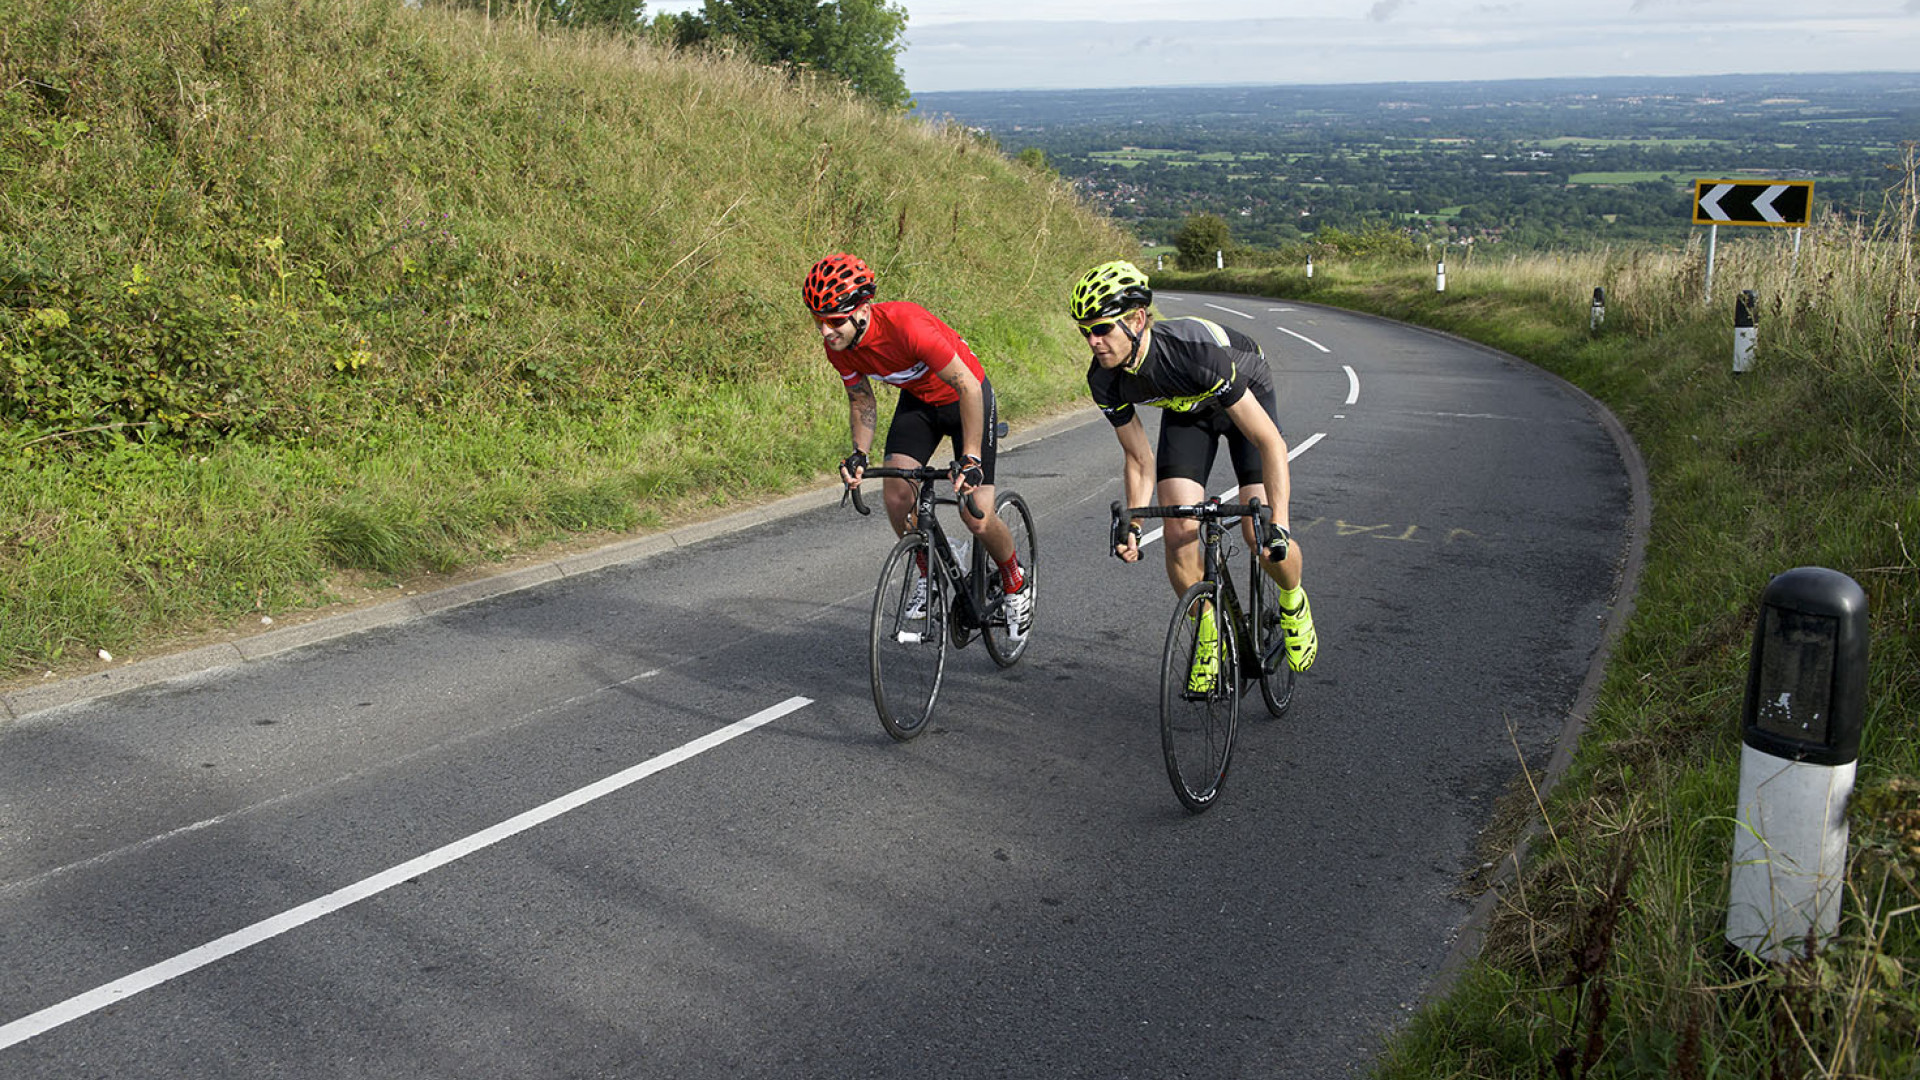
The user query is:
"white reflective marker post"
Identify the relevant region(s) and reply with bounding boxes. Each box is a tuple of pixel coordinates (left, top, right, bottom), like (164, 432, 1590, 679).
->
(1733, 289, 1758, 375)
(1727, 567, 1869, 963)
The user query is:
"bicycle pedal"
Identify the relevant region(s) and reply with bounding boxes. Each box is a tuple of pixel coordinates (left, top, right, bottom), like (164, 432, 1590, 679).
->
(895, 631, 923, 644)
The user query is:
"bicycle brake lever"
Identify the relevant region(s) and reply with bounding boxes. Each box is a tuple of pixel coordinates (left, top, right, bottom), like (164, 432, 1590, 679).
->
(845, 483, 871, 516)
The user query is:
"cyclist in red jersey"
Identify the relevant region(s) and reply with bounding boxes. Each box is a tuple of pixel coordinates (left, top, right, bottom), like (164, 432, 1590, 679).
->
(805, 253, 1031, 636)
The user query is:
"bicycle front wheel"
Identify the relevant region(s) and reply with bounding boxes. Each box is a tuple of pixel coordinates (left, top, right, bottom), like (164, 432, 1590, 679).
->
(983, 491, 1037, 668)
(1160, 580, 1240, 813)
(1248, 562, 1295, 718)
(870, 532, 948, 742)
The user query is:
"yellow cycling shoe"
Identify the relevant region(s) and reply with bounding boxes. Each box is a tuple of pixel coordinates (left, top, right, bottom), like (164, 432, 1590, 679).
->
(1280, 592, 1317, 672)
(1188, 610, 1220, 693)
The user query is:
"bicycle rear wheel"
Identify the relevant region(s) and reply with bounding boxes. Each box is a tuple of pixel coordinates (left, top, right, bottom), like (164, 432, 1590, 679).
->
(1248, 563, 1295, 718)
(870, 532, 948, 741)
(1159, 580, 1240, 813)
(983, 491, 1037, 668)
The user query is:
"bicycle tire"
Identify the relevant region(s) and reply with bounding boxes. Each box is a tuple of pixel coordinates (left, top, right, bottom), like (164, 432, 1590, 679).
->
(870, 532, 948, 741)
(982, 491, 1038, 668)
(1248, 562, 1295, 718)
(1159, 579, 1240, 813)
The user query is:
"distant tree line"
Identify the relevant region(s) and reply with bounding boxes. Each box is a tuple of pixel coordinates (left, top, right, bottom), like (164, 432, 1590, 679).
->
(429, 0, 910, 110)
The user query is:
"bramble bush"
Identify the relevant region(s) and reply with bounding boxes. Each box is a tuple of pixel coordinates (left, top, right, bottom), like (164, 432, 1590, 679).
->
(1, 259, 270, 451)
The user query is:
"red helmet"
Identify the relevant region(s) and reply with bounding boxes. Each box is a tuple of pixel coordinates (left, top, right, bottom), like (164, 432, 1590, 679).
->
(803, 254, 877, 315)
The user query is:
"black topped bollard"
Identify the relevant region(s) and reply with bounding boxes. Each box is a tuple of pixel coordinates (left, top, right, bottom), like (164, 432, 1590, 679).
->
(1733, 289, 1759, 374)
(1726, 567, 1869, 962)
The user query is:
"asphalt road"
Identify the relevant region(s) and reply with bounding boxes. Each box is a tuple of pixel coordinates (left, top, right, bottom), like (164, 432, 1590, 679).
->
(0, 294, 1642, 1079)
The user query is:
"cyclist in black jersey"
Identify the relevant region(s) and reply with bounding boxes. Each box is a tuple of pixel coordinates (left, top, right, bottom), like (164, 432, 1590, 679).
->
(1071, 260, 1317, 675)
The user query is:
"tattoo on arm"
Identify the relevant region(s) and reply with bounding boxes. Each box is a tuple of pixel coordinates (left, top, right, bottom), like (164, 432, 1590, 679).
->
(848, 384, 878, 433)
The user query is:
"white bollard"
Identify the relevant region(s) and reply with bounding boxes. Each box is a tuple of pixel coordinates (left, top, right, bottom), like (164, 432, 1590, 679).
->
(1733, 290, 1758, 375)
(1726, 567, 1869, 963)
(1435, 260, 1446, 292)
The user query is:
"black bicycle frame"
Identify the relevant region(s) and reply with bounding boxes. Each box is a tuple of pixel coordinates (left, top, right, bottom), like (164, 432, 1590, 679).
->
(1114, 497, 1271, 675)
(850, 467, 995, 636)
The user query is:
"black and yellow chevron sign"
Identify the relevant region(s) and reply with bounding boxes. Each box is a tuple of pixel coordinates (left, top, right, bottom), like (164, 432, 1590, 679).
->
(1692, 179, 1814, 227)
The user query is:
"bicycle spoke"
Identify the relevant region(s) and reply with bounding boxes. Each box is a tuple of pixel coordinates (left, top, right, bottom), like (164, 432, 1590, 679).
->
(1250, 561, 1295, 718)
(983, 491, 1037, 667)
(1159, 580, 1239, 813)
(870, 533, 947, 741)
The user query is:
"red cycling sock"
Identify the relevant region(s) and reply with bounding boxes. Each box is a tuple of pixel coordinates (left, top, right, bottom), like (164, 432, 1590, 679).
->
(998, 557, 1024, 594)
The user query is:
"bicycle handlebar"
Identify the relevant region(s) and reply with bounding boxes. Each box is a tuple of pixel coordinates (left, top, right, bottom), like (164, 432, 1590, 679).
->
(845, 465, 982, 520)
(1110, 497, 1288, 560)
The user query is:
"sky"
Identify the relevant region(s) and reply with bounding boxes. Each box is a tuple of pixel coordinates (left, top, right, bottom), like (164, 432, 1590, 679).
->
(646, 0, 1920, 94)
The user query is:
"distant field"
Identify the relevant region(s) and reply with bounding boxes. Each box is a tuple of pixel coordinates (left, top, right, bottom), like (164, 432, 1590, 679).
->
(1530, 136, 1724, 149)
(1088, 148, 1277, 167)
(1569, 171, 1693, 184)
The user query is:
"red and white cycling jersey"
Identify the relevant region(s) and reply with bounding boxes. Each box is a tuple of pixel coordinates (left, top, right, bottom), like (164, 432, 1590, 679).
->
(827, 301, 985, 405)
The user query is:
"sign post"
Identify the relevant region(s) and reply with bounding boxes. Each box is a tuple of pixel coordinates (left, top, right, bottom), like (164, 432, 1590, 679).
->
(1692, 179, 1814, 304)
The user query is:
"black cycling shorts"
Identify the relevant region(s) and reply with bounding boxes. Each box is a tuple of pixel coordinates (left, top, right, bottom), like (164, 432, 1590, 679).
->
(1155, 381, 1281, 488)
(884, 378, 999, 485)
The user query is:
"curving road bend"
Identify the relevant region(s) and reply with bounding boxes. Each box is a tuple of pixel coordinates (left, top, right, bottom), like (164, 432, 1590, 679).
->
(0, 293, 1639, 1078)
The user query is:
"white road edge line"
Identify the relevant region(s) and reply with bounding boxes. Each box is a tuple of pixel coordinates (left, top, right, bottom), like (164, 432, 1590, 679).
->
(0, 695, 814, 1052)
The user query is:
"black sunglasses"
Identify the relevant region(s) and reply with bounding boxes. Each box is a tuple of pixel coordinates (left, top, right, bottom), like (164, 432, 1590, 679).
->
(1078, 321, 1117, 338)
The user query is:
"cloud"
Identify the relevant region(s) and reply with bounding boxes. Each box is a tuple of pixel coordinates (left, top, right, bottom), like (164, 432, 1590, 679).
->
(901, 7, 1920, 92)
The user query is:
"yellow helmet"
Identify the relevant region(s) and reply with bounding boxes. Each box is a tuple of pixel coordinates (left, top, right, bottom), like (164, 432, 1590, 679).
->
(1069, 260, 1152, 322)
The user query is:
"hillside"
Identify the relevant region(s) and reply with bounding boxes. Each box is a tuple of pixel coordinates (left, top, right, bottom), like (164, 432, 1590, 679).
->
(0, 0, 1129, 682)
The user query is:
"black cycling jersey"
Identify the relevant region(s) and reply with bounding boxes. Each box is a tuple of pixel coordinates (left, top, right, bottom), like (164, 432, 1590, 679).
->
(1086, 316, 1273, 427)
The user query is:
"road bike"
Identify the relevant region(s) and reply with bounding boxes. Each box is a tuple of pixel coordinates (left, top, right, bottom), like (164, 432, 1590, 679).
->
(848, 464, 1038, 741)
(1111, 497, 1293, 813)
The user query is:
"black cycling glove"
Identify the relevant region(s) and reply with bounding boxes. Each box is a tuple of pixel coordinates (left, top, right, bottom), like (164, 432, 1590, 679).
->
(840, 449, 868, 481)
(1262, 522, 1291, 562)
(953, 454, 984, 491)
